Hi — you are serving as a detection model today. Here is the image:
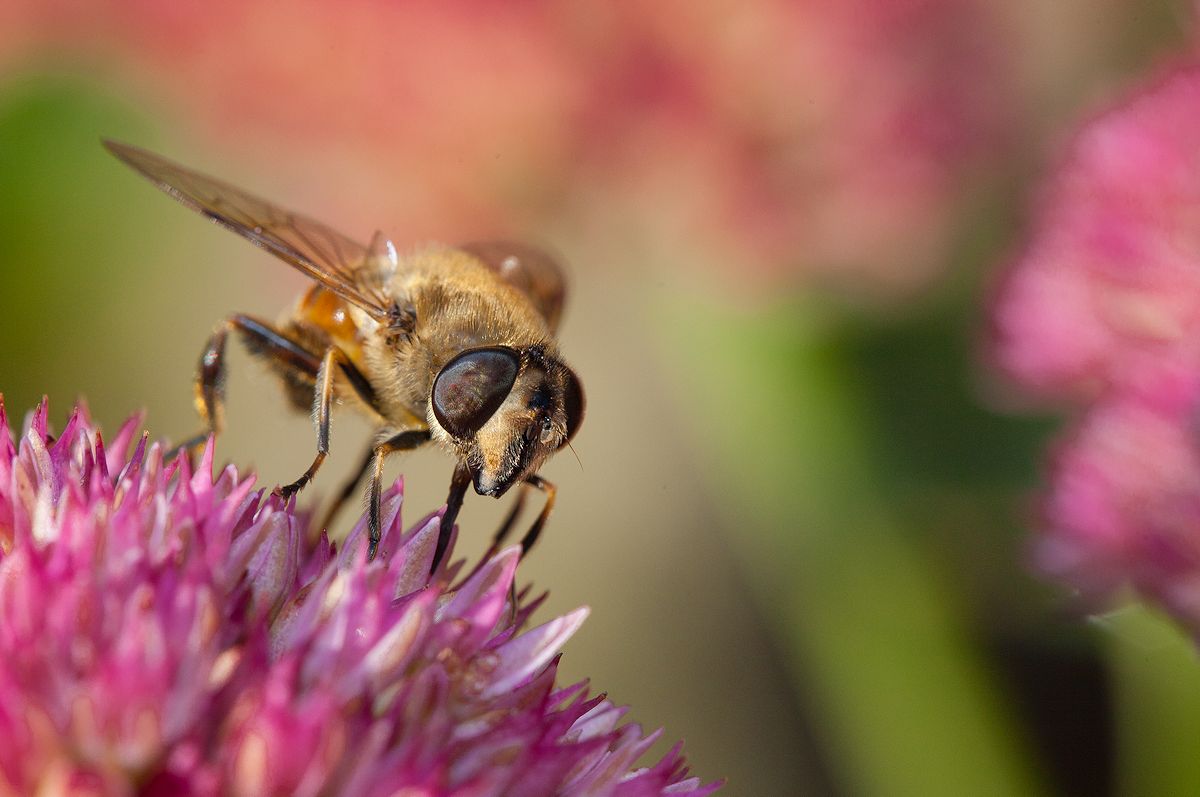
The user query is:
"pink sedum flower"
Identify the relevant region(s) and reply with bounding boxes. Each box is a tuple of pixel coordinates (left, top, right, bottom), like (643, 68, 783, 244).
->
(992, 64, 1200, 637)
(0, 398, 718, 796)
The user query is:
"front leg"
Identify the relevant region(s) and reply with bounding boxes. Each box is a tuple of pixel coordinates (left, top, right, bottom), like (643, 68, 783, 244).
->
(451, 475, 556, 598)
(432, 462, 473, 573)
(366, 429, 433, 561)
(446, 474, 556, 582)
(492, 481, 532, 549)
(517, 474, 557, 555)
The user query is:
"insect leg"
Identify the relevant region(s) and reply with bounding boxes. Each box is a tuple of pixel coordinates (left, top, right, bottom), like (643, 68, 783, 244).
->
(367, 428, 432, 561)
(451, 481, 533, 588)
(489, 482, 531, 551)
(195, 324, 231, 435)
(517, 475, 557, 556)
(173, 314, 322, 456)
(432, 463, 473, 574)
(275, 346, 358, 499)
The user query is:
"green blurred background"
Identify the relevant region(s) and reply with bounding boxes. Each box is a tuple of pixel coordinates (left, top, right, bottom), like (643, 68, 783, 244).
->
(4, 2, 1200, 795)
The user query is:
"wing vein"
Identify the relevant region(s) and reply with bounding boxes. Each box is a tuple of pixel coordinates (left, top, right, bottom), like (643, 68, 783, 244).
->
(103, 140, 392, 320)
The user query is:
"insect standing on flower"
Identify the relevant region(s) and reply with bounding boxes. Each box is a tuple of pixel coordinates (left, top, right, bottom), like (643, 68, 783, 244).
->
(104, 141, 585, 571)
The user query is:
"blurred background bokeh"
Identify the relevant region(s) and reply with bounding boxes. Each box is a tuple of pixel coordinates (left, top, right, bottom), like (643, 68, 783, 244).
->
(5, 1, 1200, 795)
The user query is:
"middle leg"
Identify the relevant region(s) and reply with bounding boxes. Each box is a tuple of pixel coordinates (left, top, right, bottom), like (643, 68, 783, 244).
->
(274, 346, 362, 499)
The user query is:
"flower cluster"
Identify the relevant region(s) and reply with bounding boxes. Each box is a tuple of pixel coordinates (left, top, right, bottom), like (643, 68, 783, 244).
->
(0, 398, 717, 795)
(991, 65, 1200, 635)
(0, 0, 1008, 292)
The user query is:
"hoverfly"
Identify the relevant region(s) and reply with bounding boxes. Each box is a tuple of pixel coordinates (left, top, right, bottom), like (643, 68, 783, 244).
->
(105, 141, 584, 570)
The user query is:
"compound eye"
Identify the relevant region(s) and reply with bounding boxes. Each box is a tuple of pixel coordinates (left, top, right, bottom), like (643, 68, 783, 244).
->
(432, 348, 520, 438)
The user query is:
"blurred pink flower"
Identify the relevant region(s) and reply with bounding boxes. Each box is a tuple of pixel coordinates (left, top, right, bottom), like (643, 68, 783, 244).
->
(992, 66, 1200, 400)
(992, 64, 1200, 636)
(1037, 367, 1200, 623)
(569, 0, 1012, 293)
(0, 398, 718, 795)
(0, 0, 1011, 293)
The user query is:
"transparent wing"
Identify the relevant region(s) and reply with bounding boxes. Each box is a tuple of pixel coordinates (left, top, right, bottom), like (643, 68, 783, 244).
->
(104, 140, 393, 319)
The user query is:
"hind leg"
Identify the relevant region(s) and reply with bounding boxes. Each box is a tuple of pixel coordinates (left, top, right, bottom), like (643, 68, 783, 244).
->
(178, 316, 379, 507)
(172, 314, 323, 456)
